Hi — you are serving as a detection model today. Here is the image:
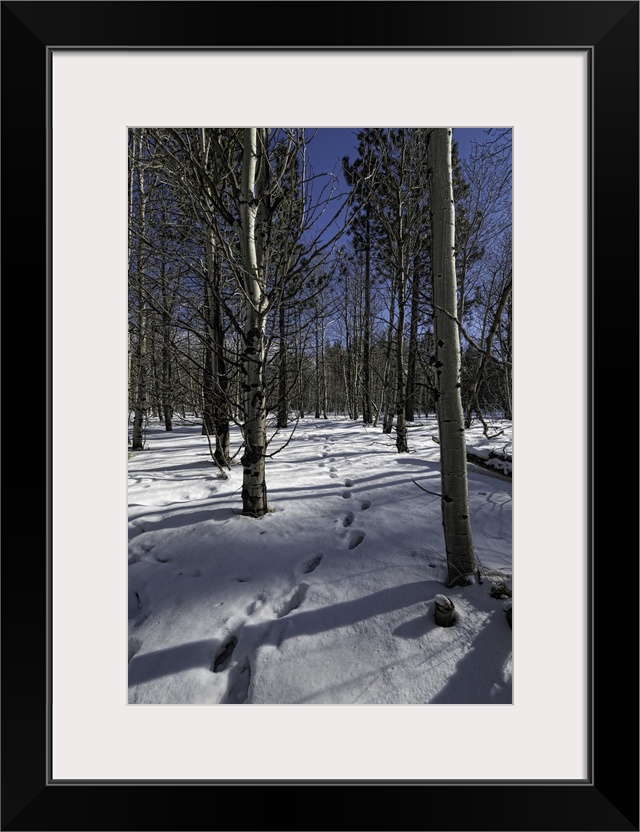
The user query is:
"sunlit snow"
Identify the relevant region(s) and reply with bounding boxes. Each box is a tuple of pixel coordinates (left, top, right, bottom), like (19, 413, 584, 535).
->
(128, 415, 512, 705)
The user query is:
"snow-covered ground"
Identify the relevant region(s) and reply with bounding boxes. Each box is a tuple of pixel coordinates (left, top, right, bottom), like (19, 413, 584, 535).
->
(128, 416, 512, 705)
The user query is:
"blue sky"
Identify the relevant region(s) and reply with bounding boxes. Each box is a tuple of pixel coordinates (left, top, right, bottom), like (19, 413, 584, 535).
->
(304, 127, 494, 185)
(301, 128, 500, 246)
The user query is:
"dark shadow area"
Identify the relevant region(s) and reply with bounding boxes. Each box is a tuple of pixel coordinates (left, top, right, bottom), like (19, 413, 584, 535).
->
(467, 461, 512, 483)
(392, 610, 438, 640)
(394, 457, 437, 468)
(266, 468, 440, 499)
(254, 579, 441, 646)
(128, 581, 442, 688)
(129, 458, 223, 476)
(128, 506, 237, 534)
(271, 448, 393, 465)
(428, 610, 512, 704)
(128, 440, 205, 455)
(128, 638, 217, 686)
(129, 475, 434, 538)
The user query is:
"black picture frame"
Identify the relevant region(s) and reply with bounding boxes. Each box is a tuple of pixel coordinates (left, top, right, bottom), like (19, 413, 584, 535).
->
(2, 2, 638, 830)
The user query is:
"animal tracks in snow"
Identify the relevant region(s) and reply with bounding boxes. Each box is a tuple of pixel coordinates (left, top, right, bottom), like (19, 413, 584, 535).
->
(203, 429, 377, 703)
(312, 435, 373, 549)
(212, 634, 238, 672)
(203, 436, 374, 702)
(302, 554, 323, 574)
(345, 530, 366, 550)
(210, 578, 314, 703)
(226, 658, 251, 704)
(212, 632, 251, 703)
(276, 583, 309, 619)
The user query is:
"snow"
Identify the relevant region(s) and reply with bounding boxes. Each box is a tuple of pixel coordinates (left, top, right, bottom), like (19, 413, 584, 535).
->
(128, 415, 512, 705)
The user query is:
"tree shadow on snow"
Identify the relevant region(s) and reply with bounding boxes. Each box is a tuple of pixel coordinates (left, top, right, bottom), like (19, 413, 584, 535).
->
(128, 639, 218, 686)
(128, 506, 237, 533)
(128, 582, 442, 687)
(255, 580, 442, 645)
(427, 611, 512, 704)
(127, 582, 512, 705)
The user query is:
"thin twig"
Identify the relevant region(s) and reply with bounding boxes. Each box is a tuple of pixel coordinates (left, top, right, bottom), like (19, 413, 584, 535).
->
(412, 479, 442, 498)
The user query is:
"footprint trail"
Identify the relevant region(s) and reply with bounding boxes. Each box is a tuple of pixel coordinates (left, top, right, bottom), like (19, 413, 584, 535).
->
(212, 635, 238, 673)
(276, 583, 309, 619)
(346, 530, 366, 550)
(303, 554, 323, 574)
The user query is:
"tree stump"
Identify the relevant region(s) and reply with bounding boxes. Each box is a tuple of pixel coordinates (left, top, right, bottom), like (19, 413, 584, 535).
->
(434, 594, 456, 627)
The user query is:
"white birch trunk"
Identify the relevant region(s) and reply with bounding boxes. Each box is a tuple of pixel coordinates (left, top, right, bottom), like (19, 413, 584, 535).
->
(431, 128, 475, 586)
(239, 128, 268, 517)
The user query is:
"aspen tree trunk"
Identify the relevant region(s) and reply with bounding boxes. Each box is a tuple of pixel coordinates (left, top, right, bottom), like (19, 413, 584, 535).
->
(320, 296, 328, 419)
(394, 137, 409, 453)
(405, 264, 421, 423)
(395, 268, 408, 451)
(185, 330, 196, 415)
(277, 305, 288, 428)
(201, 254, 216, 440)
(202, 231, 230, 464)
(431, 128, 475, 587)
(160, 258, 173, 431)
(199, 129, 230, 462)
(161, 345, 172, 429)
(381, 285, 396, 434)
(296, 326, 305, 418)
(342, 277, 355, 418)
(131, 303, 147, 449)
(199, 127, 216, 444)
(362, 226, 372, 425)
(212, 278, 230, 464)
(423, 329, 436, 418)
(131, 134, 148, 451)
(314, 299, 321, 418)
(150, 323, 162, 420)
(239, 128, 268, 517)
(502, 298, 513, 419)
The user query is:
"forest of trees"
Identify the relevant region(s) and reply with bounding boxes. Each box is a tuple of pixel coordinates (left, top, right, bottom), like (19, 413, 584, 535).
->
(128, 127, 512, 582)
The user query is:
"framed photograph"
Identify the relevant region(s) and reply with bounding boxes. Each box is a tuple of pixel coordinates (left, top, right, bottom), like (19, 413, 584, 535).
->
(2, 1, 637, 829)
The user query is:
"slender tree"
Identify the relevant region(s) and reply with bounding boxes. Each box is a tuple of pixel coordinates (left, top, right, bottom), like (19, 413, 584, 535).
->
(234, 129, 345, 515)
(463, 237, 512, 431)
(236, 128, 270, 515)
(343, 130, 380, 425)
(430, 128, 475, 586)
(129, 130, 149, 451)
(345, 129, 431, 449)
